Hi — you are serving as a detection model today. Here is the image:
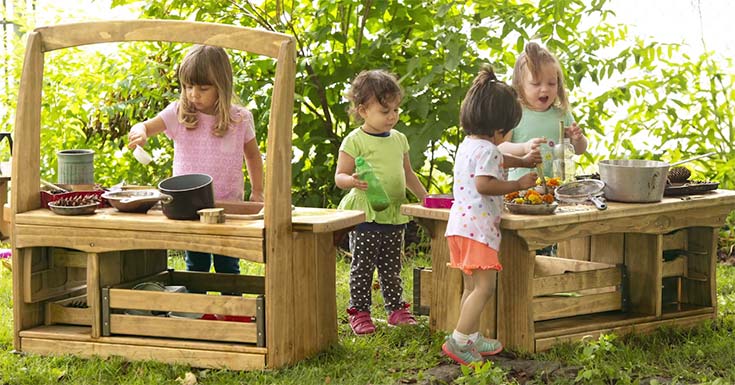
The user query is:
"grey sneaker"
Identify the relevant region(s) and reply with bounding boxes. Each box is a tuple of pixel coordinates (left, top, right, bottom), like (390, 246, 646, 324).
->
(441, 335, 483, 365)
(473, 335, 503, 356)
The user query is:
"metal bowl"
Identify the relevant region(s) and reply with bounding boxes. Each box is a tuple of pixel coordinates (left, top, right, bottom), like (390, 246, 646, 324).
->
(504, 202, 558, 215)
(102, 189, 167, 213)
(47, 202, 98, 216)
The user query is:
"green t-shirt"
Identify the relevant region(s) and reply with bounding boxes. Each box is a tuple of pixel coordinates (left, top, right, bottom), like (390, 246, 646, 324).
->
(337, 128, 411, 225)
(508, 107, 574, 180)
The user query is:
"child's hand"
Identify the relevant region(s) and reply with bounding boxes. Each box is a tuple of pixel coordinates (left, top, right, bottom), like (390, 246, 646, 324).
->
(524, 137, 547, 154)
(518, 172, 538, 190)
(352, 173, 368, 191)
(521, 148, 542, 168)
(565, 122, 583, 141)
(127, 123, 148, 149)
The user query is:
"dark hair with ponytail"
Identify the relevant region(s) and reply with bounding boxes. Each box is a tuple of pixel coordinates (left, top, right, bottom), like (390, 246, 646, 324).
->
(460, 65, 522, 136)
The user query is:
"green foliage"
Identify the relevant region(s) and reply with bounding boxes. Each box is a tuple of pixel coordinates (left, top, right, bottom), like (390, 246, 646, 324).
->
(3, 0, 734, 206)
(455, 360, 517, 385)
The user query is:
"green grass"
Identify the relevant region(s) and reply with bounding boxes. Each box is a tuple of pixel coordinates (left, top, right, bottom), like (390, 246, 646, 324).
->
(2, 250, 735, 384)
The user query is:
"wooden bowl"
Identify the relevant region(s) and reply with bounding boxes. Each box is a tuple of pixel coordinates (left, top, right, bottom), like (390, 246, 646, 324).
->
(504, 202, 557, 215)
(47, 202, 97, 216)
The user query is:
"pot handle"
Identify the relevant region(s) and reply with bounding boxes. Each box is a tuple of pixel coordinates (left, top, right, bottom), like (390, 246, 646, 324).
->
(588, 194, 607, 210)
(159, 193, 173, 204)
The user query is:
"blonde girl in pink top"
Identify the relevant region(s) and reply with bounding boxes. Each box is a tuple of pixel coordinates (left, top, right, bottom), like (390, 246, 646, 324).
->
(127, 45, 264, 275)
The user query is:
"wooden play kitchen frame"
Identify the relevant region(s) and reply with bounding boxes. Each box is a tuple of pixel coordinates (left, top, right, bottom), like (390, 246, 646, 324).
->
(11, 20, 363, 370)
(404, 190, 735, 352)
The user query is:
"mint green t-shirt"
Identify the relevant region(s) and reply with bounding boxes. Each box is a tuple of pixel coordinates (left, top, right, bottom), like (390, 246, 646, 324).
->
(508, 107, 574, 180)
(337, 128, 411, 225)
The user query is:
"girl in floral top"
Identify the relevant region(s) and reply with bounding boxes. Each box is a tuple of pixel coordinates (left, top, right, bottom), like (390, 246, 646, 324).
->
(442, 66, 539, 365)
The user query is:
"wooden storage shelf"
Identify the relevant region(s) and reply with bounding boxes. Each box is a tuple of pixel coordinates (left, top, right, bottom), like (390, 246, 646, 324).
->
(45, 294, 91, 327)
(403, 191, 735, 353)
(11, 20, 365, 370)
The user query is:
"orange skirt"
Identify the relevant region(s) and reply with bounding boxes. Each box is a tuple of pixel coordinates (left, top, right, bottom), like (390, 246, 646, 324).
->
(446, 235, 502, 275)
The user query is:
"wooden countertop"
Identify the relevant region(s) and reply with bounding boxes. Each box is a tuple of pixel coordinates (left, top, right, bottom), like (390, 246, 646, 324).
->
(402, 189, 735, 230)
(15, 206, 364, 235)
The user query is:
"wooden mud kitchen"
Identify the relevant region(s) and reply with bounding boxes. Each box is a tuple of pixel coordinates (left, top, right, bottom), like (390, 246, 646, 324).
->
(11, 20, 363, 370)
(405, 190, 735, 353)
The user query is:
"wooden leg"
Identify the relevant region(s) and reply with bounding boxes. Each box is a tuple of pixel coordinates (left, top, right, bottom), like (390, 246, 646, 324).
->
(87, 252, 101, 338)
(497, 230, 535, 353)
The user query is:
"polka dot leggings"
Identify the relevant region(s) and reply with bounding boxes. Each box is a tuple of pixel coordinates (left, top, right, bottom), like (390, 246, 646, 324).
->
(349, 228, 405, 312)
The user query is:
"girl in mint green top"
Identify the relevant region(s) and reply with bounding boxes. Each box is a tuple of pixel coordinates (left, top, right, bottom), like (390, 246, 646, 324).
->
(335, 69, 427, 335)
(499, 42, 588, 179)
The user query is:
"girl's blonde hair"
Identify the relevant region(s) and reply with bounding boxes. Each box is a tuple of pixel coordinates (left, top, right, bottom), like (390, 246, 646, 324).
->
(177, 45, 241, 136)
(512, 42, 569, 113)
(346, 69, 403, 122)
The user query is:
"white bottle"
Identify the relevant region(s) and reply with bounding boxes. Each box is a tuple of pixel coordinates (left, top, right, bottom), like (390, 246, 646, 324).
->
(553, 138, 575, 182)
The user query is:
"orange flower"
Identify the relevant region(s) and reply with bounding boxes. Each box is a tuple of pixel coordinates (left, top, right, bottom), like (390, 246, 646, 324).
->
(505, 191, 520, 201)
(542, 194, 555, 203)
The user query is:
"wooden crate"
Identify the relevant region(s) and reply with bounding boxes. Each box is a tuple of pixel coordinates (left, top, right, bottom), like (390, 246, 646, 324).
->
(45, 294, 91, 326)
(103, 270, 265, 346)
(533, 256, 624, 321)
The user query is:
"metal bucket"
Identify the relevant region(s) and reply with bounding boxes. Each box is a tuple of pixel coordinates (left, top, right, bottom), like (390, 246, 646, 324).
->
(57, 149, 94, 185)
(599, 159, 669, 202)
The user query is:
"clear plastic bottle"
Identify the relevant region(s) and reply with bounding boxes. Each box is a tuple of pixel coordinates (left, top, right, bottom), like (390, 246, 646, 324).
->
(354, 156, 390, 211)
(553, 138, 576, 182)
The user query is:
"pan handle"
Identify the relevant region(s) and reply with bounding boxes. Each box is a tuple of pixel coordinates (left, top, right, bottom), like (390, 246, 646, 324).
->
(588, 194, 607, 210)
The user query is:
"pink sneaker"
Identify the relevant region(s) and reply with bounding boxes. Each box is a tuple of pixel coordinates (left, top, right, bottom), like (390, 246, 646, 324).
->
(388, 303, 417, 326)
(347, 308, 376, 335)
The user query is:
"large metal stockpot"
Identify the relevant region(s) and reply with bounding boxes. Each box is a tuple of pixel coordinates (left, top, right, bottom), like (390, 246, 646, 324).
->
(158, 173, 215, 220)
(599, 159, 669, 203)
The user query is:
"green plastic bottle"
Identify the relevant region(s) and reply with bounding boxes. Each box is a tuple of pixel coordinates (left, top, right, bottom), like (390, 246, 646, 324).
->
(355, 156, 390, 211)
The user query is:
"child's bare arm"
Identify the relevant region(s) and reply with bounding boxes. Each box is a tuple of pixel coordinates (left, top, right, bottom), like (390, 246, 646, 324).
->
(403, 153, 427, 201)
(127, 116, 166, 149)
(474, 172, 537, 196)
(566, 122, 588, 154)
(335, 151, 367, 191)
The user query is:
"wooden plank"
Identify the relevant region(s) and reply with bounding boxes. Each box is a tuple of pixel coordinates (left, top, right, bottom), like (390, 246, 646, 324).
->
(535, 313, 714, 352)
(556, 237, 590, 260)
(108, 289, 258, 316)
(21, 337, 265, 371)
(534, 255, 614, 277)
(625, 233, 662, 316)
(45, 302, 92, 326)
(169, 270, 265, 295)
(37, 20, 291, 59)
(419, 268, 432, 311)
(663, 229, 688, 250)
(685, 227, 717, 307)
(264, 37, 297, 369)
(429, 221, 463, 332)
(314, 232, 338, 352)
(15, 224, 264, 263)
(497, 230, 535, 353)
(662, 255, 688, 278)
(109, 315, 257, 344)
(13, 247, 44, 349)
(533, 291, 622, 321)
(20, 325, 267, 354)
(50, 248, 87, 268)
(533, 267, 621, 296)
(291, 232, 317, 360)
(87, 252, 101, 338)
(291, 208, 364, 233)
(589, 233, 624, 265)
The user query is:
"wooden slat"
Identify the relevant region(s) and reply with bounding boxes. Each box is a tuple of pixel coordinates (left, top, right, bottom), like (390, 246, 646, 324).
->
(87, 252, 101, 338)
(429, 221, 463, 332)
(662, 255, 688, 278)
(51, 248, 87, 268)
(108, 289, 258, 316)
(15, 224, 264, 263)
(21, 337, 265, 370)
(534, 255, 614, 277)
(169, 270, 265, 295)
(663, 229, 688, 250)
(314, 232, 338, 353)
(535, 313, 714, 352)
(20, 325, 266, 353)
(533, 267, 621, 297)
(45, 302, 91, 326)
(685, 227, 717, 307)
(109, 315, 257, 344)
(419, 268, 432, 310)
(625, 233, 662, 316)
(589, 233, 625, 265)
(533, 291, 622, 321)
(556, 237, 590, 260)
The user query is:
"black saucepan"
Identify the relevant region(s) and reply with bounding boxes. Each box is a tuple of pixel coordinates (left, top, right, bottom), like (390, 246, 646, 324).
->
(158, 173, 215, 220)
